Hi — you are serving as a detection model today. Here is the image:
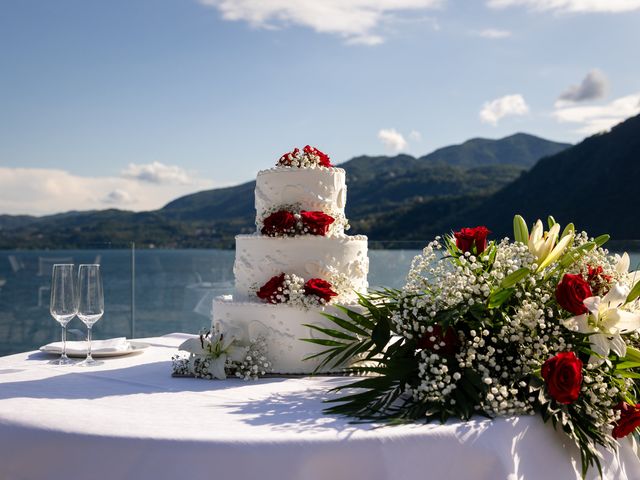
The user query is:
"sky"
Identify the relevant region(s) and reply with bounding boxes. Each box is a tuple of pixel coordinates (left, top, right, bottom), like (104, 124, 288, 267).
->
(1, 0, 639, 216)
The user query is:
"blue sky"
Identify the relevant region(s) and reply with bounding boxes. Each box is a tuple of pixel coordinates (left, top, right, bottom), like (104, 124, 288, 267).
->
(1, 0, 639, 215)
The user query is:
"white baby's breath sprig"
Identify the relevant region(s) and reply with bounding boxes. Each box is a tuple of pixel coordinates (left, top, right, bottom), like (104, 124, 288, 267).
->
(171, 326, 272, 380)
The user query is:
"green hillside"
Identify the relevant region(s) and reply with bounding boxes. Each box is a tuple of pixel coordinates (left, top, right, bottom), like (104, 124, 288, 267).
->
(0, 132, 571, 249)
(366, 114, 640, 243)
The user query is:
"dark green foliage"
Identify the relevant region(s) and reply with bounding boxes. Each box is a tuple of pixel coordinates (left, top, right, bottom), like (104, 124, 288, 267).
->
(377, 114, 640, 242)
(0, 133, 569, 248)
(417, 132, 570, 168)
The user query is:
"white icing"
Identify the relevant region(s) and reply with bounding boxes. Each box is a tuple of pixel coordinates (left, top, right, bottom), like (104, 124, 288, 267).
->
(209, 161, 369, 375)
(234, 234, 369, 302)
(255, 167, 347, 235)
(213, 295, 361, 374)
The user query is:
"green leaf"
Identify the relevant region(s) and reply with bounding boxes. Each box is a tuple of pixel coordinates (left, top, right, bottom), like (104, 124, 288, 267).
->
(356, 293, 383, 322)
(458, 376, 481, 404)
(626, 280, 640, 304)
(463, 368, 484, 389)
(488, 288, 515, 309)
(299, 338, 348, 347)
(594, 234, 610, 247)
(616, 370, 640, 379)
(468, 303, 487, 321)
(371, 317, 391, 351)
(547, 215, 556, 229)
(561, 223, 575, 238)
(333, 305, 376, 331)
(488, 246, 498, 266)
(434, 308, 458, 328)
(615, 361, 640, 370)
(513, 215, 529, 244)
(500, 267, 530, 289)
(331, 340, 374, 369)
(302, 347, 340, 362)
(318, 313, 370, 337)
(558, 242, 596, 269)
(301, 324, 357, 341)
(624, 346, 640, 363)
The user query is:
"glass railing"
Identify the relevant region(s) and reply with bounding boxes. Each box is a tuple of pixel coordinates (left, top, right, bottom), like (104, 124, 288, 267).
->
(0, 241, 425, 355)
(0, 244, 134, 356)
(3, 241, 636, 356)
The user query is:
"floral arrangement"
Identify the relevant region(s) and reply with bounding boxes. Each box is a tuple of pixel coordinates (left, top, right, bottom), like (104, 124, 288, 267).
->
(172, 327, 271, 380)
(261, 208, 335, 237)
(255, 272, 348, 308)
(277, 145, 332, 168)
(307, 215, 640, 476)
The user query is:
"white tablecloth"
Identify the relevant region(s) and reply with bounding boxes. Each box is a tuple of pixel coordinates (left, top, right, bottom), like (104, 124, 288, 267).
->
(0, 333, 639, 480)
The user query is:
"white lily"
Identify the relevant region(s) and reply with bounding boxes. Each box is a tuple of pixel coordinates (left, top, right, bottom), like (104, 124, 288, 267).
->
(562, 284, 640, 364)
(616, 252, 631, 275)
(528, 220, 558, 259)
(179, 327, 248, 380)
(527, 220, 573, 271)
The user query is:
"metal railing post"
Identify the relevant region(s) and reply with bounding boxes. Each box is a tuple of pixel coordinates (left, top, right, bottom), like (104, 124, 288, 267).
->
(130, 242, 136, 339)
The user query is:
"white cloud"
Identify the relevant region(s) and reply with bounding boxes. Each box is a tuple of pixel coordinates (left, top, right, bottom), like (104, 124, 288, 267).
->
(479, 94, 530, 125)
(487, 0, 640, 13)
(103, 189, 134, 205)
(198, 0, 443, 45)
(378, 128, 408, 152)
(0, 167, 216, 216)
(556, 69, 608, 105)
(475, 28, 512, 38)
(121, 161, 193, 185)
(553, 93, 640, 135)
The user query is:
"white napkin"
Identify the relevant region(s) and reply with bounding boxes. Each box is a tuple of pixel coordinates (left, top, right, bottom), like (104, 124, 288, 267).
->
(41, 337, 130, 355)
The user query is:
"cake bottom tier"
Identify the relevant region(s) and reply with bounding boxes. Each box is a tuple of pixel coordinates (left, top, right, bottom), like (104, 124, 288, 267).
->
(213, 295, 359, 374)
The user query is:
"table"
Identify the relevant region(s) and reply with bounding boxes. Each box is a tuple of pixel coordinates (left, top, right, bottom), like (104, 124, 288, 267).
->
(1, 334, 639, 480)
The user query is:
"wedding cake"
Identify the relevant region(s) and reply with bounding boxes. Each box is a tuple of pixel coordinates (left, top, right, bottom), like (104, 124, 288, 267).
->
(213, 146, 369, 373)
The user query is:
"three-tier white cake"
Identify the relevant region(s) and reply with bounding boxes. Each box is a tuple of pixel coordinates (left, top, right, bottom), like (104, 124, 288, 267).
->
(213, 146, 369, 374)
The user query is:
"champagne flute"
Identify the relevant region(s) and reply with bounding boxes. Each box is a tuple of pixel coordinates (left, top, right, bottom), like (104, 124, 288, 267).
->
(77, 264, 104, 367)
(50, 264, 78, 365)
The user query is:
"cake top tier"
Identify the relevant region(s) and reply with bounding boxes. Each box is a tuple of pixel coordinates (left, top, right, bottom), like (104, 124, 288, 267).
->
(255, 146, 349, 237)
(276, 145, 332, 169)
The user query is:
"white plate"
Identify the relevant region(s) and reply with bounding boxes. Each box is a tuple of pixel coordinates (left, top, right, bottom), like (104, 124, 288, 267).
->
(39, 341, 149, 358)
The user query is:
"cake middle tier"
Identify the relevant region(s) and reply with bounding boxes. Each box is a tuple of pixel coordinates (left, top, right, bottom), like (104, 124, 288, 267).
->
(234, 234, 369, 302)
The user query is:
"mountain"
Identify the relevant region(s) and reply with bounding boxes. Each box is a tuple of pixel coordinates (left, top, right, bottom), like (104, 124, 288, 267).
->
(471, 113, 640, 238)
(0, 133, 571, 249)
(367, 114, 640, 242)
(162, 181, 256, 222)
(0, 215, 37, 231)
(162, 133, 570, 220)
(417, 133, 568, 168)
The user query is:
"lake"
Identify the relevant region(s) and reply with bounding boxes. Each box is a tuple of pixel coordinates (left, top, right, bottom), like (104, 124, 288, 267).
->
(0, 248, 423, 355)
(1, 248, 638, 356)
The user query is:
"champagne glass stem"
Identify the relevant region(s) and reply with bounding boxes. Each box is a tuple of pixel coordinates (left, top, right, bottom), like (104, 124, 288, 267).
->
(61, 325, 69, 361)
(86, 326, 93, 362)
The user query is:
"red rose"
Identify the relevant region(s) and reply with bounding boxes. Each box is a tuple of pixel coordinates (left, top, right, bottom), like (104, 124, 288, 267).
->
(613, 402, 640, 439)
(278, 148, 300, 166)
(555, 274, 593, 315)
(257, 273, 286, 304)
(586, 265, 612, 295)
(417, 325, 459, 356)
(541, 351, 583, 404)
(454, 226, 491, 254)
(303, 145, 332, 167)
(261, 210, 297, 236)
(304, 278, 338, 303)
(300, 211, 335, 236)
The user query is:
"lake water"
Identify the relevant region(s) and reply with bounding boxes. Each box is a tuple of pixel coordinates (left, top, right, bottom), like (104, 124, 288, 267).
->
(1, 248, 638, 356)
(0, 248, 422, 356)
